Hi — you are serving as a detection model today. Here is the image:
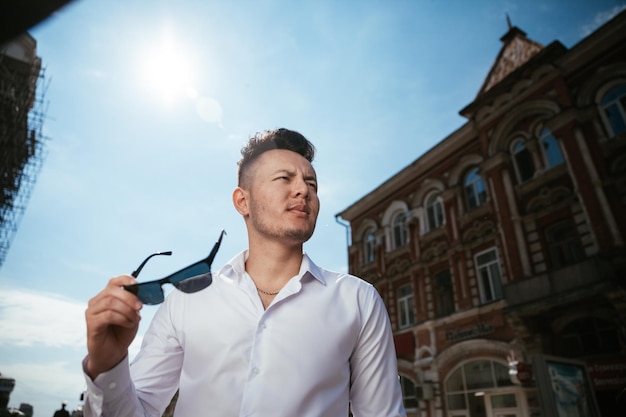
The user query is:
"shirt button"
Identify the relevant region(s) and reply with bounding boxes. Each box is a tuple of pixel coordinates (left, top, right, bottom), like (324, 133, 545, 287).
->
(251, 367, 259, 376)
(108, 382, 117, 390)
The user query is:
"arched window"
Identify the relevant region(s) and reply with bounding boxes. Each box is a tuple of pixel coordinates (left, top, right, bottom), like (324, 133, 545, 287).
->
(601, 83, 626, 137)
(399, 375, 418, 410)
(392, 212, 409, 248)
(539, 128, 564, 169)
(445, 360, 515, 416)
(363, 228, 376, 264)
(426, 194, 444, 231)
(511, 139, 535, 183)
(464, 168, 487, 210)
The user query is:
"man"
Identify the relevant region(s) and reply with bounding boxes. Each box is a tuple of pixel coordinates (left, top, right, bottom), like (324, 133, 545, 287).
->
(53, 402, 70, 417)
(83, 128, 406, 417)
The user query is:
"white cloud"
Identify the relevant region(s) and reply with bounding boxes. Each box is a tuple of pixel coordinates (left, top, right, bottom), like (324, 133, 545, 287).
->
(0, 287, 151, 416)
(2, 361, 86, 416)
(581, 5, 626, 36)
(0, 288, 86, 348)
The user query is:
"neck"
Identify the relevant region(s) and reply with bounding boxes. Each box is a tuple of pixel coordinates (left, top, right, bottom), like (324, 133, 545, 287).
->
(245, 238, 303, 290)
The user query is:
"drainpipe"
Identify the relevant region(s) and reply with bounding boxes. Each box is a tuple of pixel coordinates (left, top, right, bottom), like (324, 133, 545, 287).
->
(334, 214, 351, 268)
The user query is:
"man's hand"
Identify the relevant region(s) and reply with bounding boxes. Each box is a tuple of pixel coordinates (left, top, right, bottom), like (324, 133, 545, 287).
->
(85, 275, 143, 379)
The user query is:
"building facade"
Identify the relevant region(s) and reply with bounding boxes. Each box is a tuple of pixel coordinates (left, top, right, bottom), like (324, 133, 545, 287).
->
(337, 11, 626, 417)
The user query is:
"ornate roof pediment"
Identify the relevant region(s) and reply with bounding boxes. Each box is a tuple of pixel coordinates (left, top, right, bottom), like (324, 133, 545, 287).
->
(478, 26, 544, 96)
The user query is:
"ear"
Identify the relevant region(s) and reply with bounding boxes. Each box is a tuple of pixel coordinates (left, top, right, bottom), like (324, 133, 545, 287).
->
(232, 187, 250, 216)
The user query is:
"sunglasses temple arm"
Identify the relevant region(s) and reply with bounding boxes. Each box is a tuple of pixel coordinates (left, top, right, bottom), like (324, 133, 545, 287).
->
(206, 229, 226, 266)
(131, 251, 173, 277)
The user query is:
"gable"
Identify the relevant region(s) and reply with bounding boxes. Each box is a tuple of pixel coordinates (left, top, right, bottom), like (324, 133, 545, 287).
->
(478, 27, 544, 96)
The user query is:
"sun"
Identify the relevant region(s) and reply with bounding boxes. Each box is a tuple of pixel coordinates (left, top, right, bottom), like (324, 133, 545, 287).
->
(136, 32, 198, 105)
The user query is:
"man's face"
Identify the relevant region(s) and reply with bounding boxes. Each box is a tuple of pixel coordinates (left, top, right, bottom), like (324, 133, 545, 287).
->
(243, 149, 320, 245)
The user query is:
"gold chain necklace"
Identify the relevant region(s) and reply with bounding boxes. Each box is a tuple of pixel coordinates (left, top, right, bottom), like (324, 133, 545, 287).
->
(256, 287, 280, 296)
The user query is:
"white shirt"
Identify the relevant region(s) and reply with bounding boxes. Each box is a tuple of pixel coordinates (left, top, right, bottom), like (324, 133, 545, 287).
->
(83, 251, 406, 417)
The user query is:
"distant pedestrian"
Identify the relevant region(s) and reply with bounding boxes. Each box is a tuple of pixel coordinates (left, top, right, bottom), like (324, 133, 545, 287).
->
(52, 402, 70, 417)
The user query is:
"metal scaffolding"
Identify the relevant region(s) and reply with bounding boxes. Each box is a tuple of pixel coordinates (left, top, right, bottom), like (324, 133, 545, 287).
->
(0, 36, 48, 268)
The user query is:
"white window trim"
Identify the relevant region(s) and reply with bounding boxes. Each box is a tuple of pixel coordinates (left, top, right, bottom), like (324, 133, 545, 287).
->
(598, 82, 626, 138)
(538, 128, 564, 170)
(424, 192, 445, 233)
(474, 247, 503, 303)
(397, 284, 415, 329)
(391, 211, 409, 249)
(463, 167, 487, 211)
(511, 138, 534, 184)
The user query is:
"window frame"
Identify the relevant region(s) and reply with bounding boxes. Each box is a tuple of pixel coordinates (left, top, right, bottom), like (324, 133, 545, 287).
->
(400, 375, 419, 410)
(363, 228, 376, 264)
(392, 211, 409, 249)
(544, 220, 585, 269)
(600, 83, 626, 138)
(538, 128, 564, 169)
(444, 359, 516, 416)
(425, 193, 445, 232)
(463, 167, 487, 211)
(474, 247, 504, 304)
(397, 283, 416, 329)
(511, 138, 535, 184)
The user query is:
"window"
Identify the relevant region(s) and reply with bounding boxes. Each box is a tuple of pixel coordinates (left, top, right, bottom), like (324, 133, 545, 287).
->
(555, 317, 621, 357)
(400, 376, 418, 410)
(511, 139, 535, 183)
(363, 228, 376, 264)
(539, 128, 564, 169)
(426, 194, 444, 231)
(397, 284, 415, 328)
(464, 168, 487, 211)
(475, 248, 503, 303)
(601, 83, 626, 137)
(392, 212, 409, 248)
(435, 269, 454, 317)
(545, 221, 584, 268)
(445, 360, 514, 416)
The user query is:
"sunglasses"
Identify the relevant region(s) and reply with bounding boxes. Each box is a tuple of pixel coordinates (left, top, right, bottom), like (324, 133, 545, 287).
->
(123, 230, 225, 305)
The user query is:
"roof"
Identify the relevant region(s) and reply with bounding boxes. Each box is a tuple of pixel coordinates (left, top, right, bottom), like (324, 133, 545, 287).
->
(476, 24, 544, 96)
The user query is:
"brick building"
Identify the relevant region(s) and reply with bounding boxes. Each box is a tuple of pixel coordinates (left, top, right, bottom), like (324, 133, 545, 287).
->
(337, 10, 626, 417)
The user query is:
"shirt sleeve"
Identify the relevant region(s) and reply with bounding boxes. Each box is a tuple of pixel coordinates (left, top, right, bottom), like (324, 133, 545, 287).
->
(349, 286, 407, 417)
(82, 297, 183, 417)
(82, 355, 145, 417)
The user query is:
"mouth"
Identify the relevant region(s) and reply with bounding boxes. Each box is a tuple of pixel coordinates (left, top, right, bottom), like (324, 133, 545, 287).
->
(288, 203, 310, 215)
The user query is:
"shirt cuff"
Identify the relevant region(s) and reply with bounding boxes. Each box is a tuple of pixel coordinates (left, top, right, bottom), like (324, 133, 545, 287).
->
(82, 355, 132, 415)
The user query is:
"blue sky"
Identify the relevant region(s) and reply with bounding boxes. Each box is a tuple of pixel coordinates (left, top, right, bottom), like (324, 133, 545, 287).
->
(1, 0, 625, 415)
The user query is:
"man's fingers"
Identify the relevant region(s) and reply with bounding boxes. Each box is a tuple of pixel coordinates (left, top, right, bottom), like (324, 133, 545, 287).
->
(89, 275, 142, 310)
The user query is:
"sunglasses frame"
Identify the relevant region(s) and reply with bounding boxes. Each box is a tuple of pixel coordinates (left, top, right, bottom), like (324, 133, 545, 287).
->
(123, 229, 225, 305)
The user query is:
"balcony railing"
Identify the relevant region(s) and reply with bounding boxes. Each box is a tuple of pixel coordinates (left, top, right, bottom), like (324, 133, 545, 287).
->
(504, 257, 615, 309)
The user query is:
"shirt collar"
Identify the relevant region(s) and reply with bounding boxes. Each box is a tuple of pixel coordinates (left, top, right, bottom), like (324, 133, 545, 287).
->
(219, 250, 326, 286)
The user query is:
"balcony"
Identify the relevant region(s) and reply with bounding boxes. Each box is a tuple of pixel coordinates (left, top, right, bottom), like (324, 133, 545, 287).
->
(504, 257, 615, 312)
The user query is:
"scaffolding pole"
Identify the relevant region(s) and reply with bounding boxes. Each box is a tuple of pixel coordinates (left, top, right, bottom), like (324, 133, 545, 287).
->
(0, 41, 49, 268)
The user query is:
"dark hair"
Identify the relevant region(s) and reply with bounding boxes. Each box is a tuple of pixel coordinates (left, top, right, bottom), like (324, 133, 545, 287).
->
(237, 128, 316, 187)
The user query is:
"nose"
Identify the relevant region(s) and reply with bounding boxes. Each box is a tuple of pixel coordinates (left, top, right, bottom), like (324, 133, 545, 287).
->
(293, 176, 309, 198)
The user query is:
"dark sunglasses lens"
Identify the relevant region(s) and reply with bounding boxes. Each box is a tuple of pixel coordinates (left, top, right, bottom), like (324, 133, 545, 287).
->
(173, 272, 213, 293)
(168, 262, 210, 284)
(136, 283, 165, 305)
